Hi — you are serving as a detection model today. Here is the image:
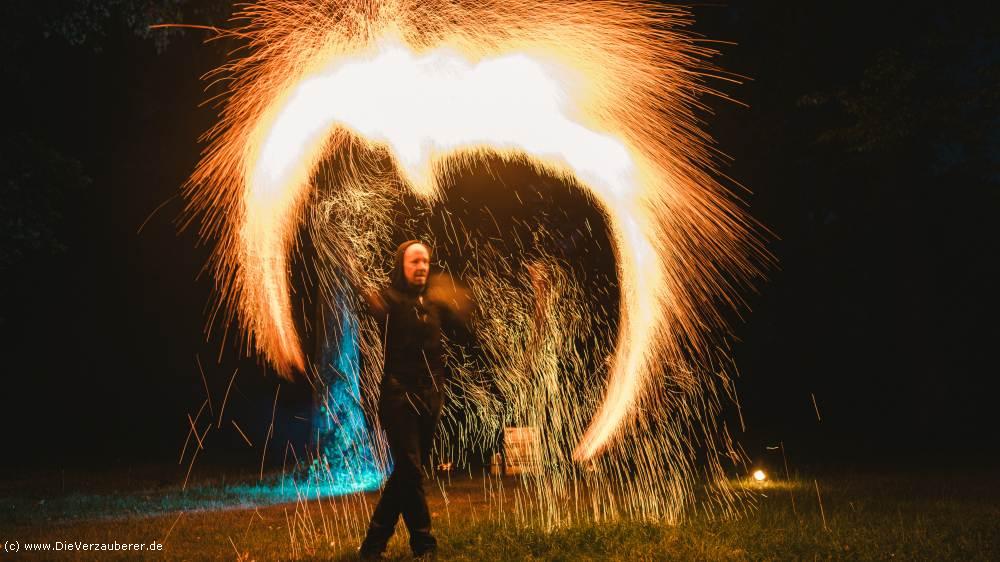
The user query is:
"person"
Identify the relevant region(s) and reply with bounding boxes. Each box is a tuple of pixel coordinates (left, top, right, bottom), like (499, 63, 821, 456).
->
(358, 239, 473, 560)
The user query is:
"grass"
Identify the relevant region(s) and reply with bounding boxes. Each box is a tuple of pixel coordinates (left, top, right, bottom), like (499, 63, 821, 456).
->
(1, 464, 997, 560)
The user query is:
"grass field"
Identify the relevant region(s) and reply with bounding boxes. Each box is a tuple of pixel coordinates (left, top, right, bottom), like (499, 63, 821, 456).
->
(1, 464, 997, 560)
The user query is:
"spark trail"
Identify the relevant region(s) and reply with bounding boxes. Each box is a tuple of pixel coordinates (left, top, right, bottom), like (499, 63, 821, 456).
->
(184, 0, 767, 523)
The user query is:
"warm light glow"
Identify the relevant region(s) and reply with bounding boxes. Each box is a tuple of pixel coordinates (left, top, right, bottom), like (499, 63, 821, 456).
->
(245, 40, 659, 461)
(186, 0, 764, 476)
(753, 469, 766, 482)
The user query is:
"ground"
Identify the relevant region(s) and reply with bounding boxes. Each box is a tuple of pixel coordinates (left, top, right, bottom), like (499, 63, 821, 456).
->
(1, 464, 997, 560)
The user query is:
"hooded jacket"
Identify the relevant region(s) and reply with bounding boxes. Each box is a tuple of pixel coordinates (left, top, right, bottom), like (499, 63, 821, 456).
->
(371, 240, 468, 391)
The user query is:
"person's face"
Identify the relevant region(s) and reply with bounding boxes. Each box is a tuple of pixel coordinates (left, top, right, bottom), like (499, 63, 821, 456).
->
(403, 244, 430, 287)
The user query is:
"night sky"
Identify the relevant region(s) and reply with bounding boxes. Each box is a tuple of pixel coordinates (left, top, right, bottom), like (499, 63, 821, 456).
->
(2, 2, 997, 474)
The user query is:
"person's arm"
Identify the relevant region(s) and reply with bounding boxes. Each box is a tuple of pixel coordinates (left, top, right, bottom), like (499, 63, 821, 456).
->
(361, 288, 390, 323)
(427, 273, 475, 340)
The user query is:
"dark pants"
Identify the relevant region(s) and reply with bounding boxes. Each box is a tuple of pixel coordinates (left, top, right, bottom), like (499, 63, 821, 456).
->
(361, 379, 442, 556)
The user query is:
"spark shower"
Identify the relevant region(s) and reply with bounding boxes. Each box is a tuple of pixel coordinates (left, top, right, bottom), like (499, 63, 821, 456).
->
(184, 0, 766, 523)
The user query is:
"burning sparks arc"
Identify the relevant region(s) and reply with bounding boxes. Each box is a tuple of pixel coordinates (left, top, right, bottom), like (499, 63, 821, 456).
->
(248, 44, 660, 460)
(186, 1, 765, 463)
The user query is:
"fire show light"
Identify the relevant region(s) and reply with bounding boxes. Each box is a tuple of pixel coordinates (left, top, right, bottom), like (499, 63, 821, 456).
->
(184, 0, 768, 525)
(309, 296, 385, 495)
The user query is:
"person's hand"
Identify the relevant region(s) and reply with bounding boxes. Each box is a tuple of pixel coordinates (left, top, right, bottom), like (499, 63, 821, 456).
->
(361, 289, 388, 317)
(426, 272, 474, 326)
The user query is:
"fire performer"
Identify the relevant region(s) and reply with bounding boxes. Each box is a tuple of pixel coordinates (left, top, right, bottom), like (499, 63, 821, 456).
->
(358, 239, 473, 559)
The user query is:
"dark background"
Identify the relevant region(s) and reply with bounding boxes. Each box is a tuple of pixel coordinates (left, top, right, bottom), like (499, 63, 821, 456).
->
(2, 1, 997, 475)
